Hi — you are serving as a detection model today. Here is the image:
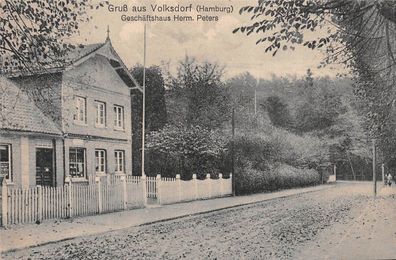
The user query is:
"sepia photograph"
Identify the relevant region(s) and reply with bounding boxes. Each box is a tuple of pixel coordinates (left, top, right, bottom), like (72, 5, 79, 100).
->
(0, 0, 395, 259)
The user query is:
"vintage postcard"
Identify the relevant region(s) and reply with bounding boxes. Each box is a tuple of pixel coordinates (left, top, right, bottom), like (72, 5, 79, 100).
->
(0, 0, 395, 259)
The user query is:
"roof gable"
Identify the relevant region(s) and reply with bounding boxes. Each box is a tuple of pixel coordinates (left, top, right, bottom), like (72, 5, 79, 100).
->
(64, 54, 131, 95)
(66, 40, 142, 92)
(3, 39, 142, 93)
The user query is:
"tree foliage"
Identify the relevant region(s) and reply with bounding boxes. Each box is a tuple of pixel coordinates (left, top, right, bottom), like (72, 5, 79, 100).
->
(235, 0, 396, 139)
(166, 57, 231, 130)
(264, 96, 293, 129)
(129, 65, 167, 175)
(145, 124, 228, 178)
(0, 0, 108, 72)
(130, 65, 167, 131)
(226, 72, 257, 111)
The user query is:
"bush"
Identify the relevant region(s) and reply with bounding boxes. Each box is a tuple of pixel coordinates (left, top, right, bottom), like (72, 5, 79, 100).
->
(235, 163, 320, 195)
(233, 134, 283, 171)
(232, 128, 328, 173)
(145, 124, 228, 179)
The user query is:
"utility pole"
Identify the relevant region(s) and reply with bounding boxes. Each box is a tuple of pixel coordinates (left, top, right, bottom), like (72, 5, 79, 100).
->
(372, 139, 377, 197)
(382, 163, 385, 185)
(254, 80, 258, 115)
(334, 164, 337, 181)
(141, 24, 147, 178)
(254, 88, 257, 115)
(232, 108, 235, 196)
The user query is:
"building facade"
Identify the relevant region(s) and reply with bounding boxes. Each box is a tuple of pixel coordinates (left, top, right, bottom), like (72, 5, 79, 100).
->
(1, 38, 140, 187)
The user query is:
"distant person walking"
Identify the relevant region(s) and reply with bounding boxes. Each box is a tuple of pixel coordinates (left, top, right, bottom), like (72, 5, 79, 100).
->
(386, 173, 393, 187)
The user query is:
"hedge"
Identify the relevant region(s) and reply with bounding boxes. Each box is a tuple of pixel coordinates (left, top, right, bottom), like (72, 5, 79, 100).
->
(235, 163, 321, 195)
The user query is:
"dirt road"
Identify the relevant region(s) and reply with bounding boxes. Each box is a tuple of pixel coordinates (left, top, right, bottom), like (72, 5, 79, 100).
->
(3, 182, 394, 259)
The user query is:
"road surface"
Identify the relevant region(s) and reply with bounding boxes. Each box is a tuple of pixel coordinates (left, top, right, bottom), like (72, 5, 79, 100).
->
(2, 182, 395, 259)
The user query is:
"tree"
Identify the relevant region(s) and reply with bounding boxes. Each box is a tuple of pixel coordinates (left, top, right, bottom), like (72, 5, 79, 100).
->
(145, 124, 228, 179)
(130, 65, 167, 175)
(295, 71, 345, 132)
(167, 56, 231, 130)
(234, 0, 396, 138)
(226, 72, 257, 111)
(130, 65, 167, 131)
(0, 0, 108, 73)
(264, 96, 293, 129)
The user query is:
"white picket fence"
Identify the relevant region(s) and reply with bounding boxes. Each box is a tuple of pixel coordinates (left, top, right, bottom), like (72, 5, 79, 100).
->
(158, 174, 232, 205)
(1, 173, 232, 226)
(1, 175, 145, 226)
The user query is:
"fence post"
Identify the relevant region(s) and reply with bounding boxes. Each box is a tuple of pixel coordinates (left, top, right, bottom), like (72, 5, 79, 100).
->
(141, 175, 147, 206)
(96, 177, 102, 213)
(206, 174, 211, 198)
(193, 174, 198, 200)
(37, 185, 42, 222)
(121, 175, 127, 210)
(66, 177, 73, 218)
(176, 174, 181, 203)
(2, 178, 8, 227)
(155, 174, 161, 204)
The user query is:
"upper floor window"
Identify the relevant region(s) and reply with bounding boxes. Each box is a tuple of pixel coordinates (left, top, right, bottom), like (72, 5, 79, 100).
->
(114, 105, 124, 130)
(74, 96, 86, 124)
(95, 101, 106, 127)
(0, 144, 12, 181)
(95, 149, 106, 174)
(69, 148, 86, 178)
(115, 150, 125, 173)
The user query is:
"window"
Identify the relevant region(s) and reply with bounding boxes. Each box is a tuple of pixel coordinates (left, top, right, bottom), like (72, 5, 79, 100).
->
(95, 149, 106, 174)
(74, 96, 86, 123)
(113, 105, 124, 129)
(95, 101, 106, 127)
(115, 150, 125, 173)
(69, 148, 86, 178)
(0, 144, 12, 181)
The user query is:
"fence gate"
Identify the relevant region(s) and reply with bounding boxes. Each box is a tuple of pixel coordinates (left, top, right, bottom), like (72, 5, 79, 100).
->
(145, 176, 157, 198)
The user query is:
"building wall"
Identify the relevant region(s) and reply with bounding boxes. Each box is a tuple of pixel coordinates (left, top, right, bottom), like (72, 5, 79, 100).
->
(0, 132, 64, 188)
(10, 73, 63, 127)
(61, 55, 133, 180)
(62, 55, 132, 141)
(64, 137, 132, 182)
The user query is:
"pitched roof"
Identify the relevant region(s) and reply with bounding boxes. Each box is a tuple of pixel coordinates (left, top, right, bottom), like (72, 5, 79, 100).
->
(0, 77, 62, 135)
(3, 39, 142, 92)
(64, 43, 105, 64)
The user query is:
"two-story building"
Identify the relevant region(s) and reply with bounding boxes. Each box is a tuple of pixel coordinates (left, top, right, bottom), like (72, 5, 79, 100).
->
(2, 37, 141, 187)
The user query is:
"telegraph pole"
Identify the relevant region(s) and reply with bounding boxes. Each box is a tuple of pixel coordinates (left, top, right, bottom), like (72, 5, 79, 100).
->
(382, 163, 385, 185)
(141, 24, 147, 178)
(231, 108, 235, 196)
(254, 88, 257, 115)
(372, 139, 377, 197)
(254, 80, 258, 115)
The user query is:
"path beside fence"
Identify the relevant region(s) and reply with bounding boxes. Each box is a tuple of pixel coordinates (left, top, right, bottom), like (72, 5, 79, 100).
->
(0, 183, 335, 254)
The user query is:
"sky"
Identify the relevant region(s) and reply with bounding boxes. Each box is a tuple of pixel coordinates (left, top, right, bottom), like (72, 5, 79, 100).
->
(70, 0, 345, 80)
